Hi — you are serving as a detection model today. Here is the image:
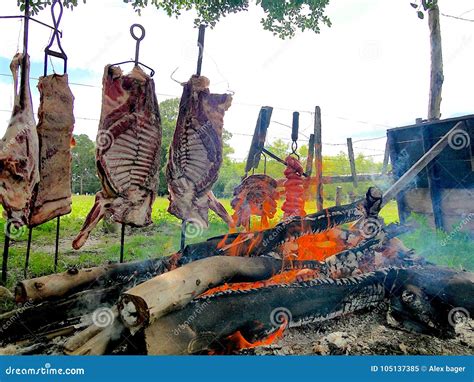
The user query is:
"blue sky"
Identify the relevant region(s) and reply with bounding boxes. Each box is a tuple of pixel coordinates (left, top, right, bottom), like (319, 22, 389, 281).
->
(0, 0, 473, 160)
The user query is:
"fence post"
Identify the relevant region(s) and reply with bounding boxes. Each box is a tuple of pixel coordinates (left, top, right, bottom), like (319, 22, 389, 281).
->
(347, 137, 358, 188)
(314, 106, 323, 211)
(335, 186, 342, 206)
(382, 139, 390, 175)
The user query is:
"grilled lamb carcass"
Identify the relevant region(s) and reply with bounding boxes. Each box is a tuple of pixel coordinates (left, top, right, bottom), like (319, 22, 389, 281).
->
(73, 65, 162, 249)
(29, 74, 75, 226)
(231, 174, 279, 230)
(166, 75, 232, 228)
(0, 54, 39, 227)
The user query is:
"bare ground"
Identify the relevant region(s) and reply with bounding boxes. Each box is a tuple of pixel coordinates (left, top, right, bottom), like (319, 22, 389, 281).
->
(246, 309, 474, 356)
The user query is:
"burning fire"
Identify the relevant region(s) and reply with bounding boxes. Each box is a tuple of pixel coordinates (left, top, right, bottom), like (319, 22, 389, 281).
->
(216, 322, 287, 353)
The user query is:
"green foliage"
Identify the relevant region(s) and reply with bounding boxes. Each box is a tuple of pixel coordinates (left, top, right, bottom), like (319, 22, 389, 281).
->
(19, 0, 331, 39)
(71, 134, 100, 195)
(158, 98, 180, 195)
(409, 0, 438, 19)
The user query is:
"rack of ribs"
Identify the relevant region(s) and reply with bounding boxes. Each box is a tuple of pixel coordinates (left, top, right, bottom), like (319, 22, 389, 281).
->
(73, 65, 162, 249)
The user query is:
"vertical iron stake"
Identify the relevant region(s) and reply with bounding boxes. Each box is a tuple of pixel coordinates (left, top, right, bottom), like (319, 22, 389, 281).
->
(24, 227, 33, 277)
(196, 25, 205, 76)
(1, 233, 10, 285)
(120, 223, 125, 263)
(180, 221, 186, 252)
(54, 217, 60, 272)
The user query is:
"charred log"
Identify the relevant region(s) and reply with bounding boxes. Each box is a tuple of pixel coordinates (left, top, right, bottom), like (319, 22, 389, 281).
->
(144, 269, 392, 354)
(387, 265, 474, 337)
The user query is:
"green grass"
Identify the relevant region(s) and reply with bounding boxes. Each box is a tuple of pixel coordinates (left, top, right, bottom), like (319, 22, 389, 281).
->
(0, 195, 471, 289)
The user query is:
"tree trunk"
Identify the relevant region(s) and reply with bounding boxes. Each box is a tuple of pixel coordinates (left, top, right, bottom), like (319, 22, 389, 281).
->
(428, 3, 443, 120)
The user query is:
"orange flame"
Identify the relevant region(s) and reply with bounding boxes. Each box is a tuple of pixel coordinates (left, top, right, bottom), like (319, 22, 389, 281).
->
(223, 321, 287, 352)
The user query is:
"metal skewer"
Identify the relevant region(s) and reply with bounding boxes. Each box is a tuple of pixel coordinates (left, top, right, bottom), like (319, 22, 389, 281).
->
(180, 24, 207, 253)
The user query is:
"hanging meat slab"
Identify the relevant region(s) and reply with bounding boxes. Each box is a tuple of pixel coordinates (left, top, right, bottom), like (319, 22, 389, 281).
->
(29, 74, 75, 226)
(166, 75, 232, 227)
(73, 65, 162, 249)
(0, 54, 39, 226)
(231, 174, 279, 230)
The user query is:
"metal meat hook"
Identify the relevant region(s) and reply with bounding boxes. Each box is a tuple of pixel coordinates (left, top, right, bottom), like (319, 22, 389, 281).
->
(112, 23, 155, 77)
(44, 0, 67, 76)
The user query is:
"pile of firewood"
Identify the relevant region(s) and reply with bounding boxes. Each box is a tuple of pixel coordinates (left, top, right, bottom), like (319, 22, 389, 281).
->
(1, 190, 473, 355)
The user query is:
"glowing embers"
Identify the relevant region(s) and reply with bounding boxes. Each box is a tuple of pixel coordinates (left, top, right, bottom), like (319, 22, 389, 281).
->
(295, 229, 347, 261)
(200, 268, 319, 298)
(210, 322, 287, 354)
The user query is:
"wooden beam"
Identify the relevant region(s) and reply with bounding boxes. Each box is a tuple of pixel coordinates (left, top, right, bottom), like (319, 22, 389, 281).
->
(314, 106, 323, 211)
(305, 134, 315, 176)
(382, 139, 390, 175)
(382, 121, 465, 208)
(422, 125, 445, 230)
(335, 186, 343, 206)
(346, 137, 358, 188)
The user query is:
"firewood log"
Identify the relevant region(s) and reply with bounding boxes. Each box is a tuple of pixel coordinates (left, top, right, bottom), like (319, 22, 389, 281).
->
(118, 256, 286, 330)
(68, 307, 122, 356)
(15, 256, 175, 304)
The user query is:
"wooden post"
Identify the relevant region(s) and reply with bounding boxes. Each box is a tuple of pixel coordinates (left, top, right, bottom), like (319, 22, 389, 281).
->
(335, 186, 343, 206)
(347, 138, 358, 188)
(314, 106, 323, 211)
(421, 125, 444, 230)
(382, 139, 390, 175)
(305, 134, 315, 176)
(428, 3, 443, 120)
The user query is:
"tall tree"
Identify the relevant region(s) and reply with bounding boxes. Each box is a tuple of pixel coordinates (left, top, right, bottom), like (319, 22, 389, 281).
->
(71, 134, 100, 194)
(21, 0, 331, 39)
